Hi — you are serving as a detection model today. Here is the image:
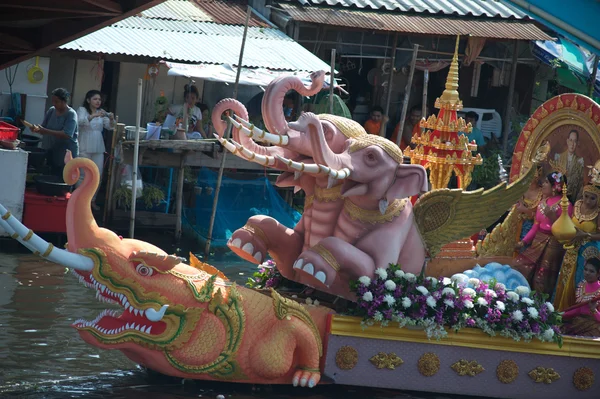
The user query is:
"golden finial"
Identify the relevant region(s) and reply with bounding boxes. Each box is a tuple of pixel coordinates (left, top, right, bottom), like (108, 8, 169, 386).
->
(438, 35, 461, 109)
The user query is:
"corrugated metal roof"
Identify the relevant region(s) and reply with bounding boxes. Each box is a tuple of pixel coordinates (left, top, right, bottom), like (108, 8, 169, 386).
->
(279, 3, 552, 40)
(286, 0, 531, 19)
(114, 18, 285, 39)
(60, 24, 328, 71)
(194, 0, 268, 27)
(140, 0, 212, 21)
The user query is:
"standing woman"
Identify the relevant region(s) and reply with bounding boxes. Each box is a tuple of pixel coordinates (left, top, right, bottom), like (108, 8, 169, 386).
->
(514, 172, 574, 295)
(34, 88, 79, 178)
(168, 84, 205, 138)
(77, 90, 114, 210)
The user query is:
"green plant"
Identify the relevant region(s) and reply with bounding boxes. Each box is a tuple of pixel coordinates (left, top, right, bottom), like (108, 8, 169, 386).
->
(184, 166, 196, 183)
(472, 150, 502, 189)
(142, 185, 165, 209)
(113, 184, 133, 210)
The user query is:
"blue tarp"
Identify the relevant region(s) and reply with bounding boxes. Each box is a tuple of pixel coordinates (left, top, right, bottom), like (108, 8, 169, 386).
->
(182, 168, 301, 248)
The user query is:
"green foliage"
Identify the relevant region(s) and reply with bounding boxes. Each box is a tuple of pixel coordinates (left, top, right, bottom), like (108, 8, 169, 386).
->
(113, 184, 133, 210)
(472, 150, 502, 189)
(142, 185, 165, 209)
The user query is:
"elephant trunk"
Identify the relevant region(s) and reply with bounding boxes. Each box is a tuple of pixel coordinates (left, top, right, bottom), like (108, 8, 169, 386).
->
(63, 157, 102, 252)
(261, 71, 325, 137)
(304, 113, 346, 171)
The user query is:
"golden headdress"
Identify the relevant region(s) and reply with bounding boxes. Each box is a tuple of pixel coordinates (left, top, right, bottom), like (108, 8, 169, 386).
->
(317, 114, 366, 139)
(582, 245, 600, 262)
(584, 160, 600, 196)
(348, 134, 404, 164)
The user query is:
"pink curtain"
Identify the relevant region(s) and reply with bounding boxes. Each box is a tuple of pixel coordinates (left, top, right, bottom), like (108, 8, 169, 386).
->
(414, 60, 450, 72)
(464, 37, 486, 67)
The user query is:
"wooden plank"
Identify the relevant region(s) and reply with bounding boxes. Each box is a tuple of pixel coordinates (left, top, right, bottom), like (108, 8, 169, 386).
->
(112, 210, 177, 228)
(175, 152, 187, 240)
(122, 139, 217, 152)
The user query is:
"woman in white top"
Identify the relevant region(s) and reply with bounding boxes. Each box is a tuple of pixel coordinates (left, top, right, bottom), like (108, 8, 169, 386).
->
(168, 84, 206, 139)
(77, 90, 114, 210)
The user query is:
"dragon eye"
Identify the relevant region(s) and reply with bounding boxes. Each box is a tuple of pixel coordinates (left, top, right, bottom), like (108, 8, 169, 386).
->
(135, 264, 154, 277)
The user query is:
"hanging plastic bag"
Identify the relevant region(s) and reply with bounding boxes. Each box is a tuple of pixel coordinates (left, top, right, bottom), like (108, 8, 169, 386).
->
(119, 164, 143, 199)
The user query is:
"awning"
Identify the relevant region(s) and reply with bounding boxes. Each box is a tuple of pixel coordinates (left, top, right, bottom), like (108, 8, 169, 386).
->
(164, 62, 341, 90)
(276, 3, 553, 41)
(532, 37, 600, 96)
(500, 1, 600, 54)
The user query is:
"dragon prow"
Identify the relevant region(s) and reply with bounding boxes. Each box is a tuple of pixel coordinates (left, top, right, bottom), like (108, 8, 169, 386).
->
(189, 252, 229, 281)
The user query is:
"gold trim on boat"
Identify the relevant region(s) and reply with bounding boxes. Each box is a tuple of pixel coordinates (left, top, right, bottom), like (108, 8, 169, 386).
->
(329, 315, 600, 359)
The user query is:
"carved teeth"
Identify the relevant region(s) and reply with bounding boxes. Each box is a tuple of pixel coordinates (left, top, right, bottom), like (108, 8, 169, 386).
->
(274, 155, 322, 174)
(230, 238, 242, 248)
(230, 140, 276, 166)
(293, 259, 304, 269)
(232, 115, 290, 146)
(253, 252, 262, 263)
(294, 171, 302, 180)
(318, 164, 351, 180)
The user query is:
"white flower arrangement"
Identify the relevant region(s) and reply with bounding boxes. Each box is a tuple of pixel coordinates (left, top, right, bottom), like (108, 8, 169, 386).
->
(384, 280, 397, 291)
(351, 265, 564, 347)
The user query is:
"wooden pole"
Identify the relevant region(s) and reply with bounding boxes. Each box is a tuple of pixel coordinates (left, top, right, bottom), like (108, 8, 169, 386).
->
(204, 5, 251, 259)
(104, 121, 124, 226)
(129, 78, 143, 239)
(395, 44, 419, 146)
(422, 69, 429, 117)
(381, 32, 398, 137)
(329, 48, 336, 114)
(174, 153, 185, 240)
(589, 54, 599, 97)
(502, 40, 519, 157)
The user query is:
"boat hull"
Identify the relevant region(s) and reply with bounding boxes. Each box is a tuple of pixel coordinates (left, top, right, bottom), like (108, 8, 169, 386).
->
(323, 316, 599, 398)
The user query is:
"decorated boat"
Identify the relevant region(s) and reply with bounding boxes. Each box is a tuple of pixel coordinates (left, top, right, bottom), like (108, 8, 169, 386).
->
(0, 36, 599, 399)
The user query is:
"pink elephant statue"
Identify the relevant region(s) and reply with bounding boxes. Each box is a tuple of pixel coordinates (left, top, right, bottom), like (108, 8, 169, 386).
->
(277, 113, 429, 299)
(210, 73, 368, 271)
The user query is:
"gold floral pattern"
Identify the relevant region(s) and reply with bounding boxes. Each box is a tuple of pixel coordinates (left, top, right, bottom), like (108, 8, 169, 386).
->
(451, 359, 485, 377)
(418, 353, 440, 377)
(528, 367, 560, 384)
(369, 352, 403, 370)
(496, 360, 519, 384)
(573, 367, 594, 391)
(335, 346, 359, 370)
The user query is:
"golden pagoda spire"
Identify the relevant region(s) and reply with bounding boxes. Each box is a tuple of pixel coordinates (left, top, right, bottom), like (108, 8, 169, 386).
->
(436, 35, 462, 110)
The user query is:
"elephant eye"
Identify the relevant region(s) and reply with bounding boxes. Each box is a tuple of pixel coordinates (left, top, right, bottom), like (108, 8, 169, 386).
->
(365, 150, 377, 163)
(135, 264, 154, 277)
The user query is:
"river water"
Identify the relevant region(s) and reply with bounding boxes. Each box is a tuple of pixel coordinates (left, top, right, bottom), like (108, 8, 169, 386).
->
(0, 235, 476, 399)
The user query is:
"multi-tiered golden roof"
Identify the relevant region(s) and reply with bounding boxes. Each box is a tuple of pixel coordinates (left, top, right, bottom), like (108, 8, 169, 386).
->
(406, 35, 483, 189)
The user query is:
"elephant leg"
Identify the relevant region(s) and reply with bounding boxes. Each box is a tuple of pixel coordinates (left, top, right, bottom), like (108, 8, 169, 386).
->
(294, 236, 375, 288)
(228, 215, 303, 270)
(396, 224, 426, 274)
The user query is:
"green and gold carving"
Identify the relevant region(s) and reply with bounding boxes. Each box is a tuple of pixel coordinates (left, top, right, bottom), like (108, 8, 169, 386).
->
(336, 346, 358, 370)
(451, 359, 485, 377)
(369, 352, 403, 370)
(497, 360, 519, 384)
(573, 367, 594, 391)
(418, 353, 440, 377)
(528, 366, 560, 384)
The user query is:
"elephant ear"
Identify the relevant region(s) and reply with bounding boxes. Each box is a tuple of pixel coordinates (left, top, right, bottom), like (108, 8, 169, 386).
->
(386, 164, 429, 201)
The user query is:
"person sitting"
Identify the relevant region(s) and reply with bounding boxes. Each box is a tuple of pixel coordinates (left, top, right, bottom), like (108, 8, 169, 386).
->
(464, 111, 486, 148)
(197, 103, 212, 137)
(168, 84, 206, 139)
(34, 88, 79, 178)
(562, 247, 600, 337)
(364, 106, 388, 136)
(391, 105, 423, 150)
(77, 90, 115, 211)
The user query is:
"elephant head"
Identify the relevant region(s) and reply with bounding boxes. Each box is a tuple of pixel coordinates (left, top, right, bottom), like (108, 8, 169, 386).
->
(278, 112, 429, 208)
(211, 72, 364, 169)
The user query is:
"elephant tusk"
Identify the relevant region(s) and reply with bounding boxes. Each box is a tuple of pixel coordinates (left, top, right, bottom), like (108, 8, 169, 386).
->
(233, 115, 290, 146)
(317, 164, 351, 180)
(274, 155, 322, 174)
(0, 203, 94, 272)
(294, 171, 302, 180)
(230, 140, 276, 166)
(145, 304, 169, 322)
(213, 134, 240, 155)
(0, 217, 38, 253)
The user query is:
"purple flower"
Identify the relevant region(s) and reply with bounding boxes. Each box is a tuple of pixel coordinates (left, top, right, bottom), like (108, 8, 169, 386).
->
(466, 318, 476, 327)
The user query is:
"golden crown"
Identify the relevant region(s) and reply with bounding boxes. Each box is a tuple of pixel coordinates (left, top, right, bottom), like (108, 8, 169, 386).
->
(582, 246, 600, 262)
